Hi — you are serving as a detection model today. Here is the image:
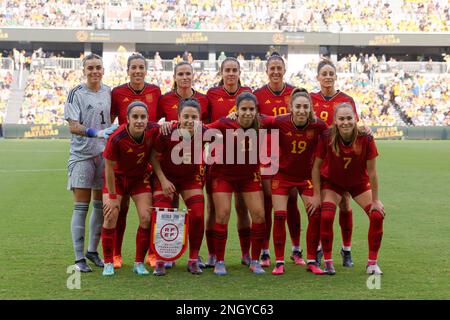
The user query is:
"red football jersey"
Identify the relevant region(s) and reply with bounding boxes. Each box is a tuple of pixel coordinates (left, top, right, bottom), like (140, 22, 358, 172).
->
(310, 91, 358, 127)
(254, 84, 295, 116)
(206, 117, 265, 180)
(206, 86, 252, 122)
(157, 89, 209, 122)
(103, 122, 160, 177)
(111, 83, 161, 125)
(154, 123, 206, 182)
(265, 115, 327, 180)
(315, 130, 378, 188)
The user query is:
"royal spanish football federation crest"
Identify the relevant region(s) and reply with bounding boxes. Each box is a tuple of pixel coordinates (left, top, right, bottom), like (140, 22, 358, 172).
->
(151, 208, 189, 261)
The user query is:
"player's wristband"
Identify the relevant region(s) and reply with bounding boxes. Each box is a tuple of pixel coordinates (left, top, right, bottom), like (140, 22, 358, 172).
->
(85, 127, 98, 138)
(109, 194, 117, 200)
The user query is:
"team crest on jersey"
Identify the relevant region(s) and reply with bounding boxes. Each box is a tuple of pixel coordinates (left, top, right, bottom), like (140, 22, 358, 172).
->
(284, 96, 290, 105)
(271, 179, 280, 190)
(146, 94, 153, 103)
(265, 99, 271, 104)
(306, 129, 314, 139)
(275, 99, 282, 104)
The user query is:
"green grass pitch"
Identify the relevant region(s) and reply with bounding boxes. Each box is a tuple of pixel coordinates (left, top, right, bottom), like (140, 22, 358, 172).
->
(0, 139, 449, 300)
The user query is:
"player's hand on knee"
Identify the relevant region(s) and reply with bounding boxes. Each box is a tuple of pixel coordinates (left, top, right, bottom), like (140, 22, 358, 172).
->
(307, 194, 321, 216)
(103, 199, 120, 218)
(161, 179, 176, 196)
(370, 200, 385, 216)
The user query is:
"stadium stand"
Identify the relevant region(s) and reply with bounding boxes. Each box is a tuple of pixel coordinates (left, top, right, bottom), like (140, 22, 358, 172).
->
(1, 0, 450, 32)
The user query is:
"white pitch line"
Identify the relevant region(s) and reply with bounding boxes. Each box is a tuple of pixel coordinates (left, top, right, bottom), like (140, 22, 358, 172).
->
(0, 169, 66, 173)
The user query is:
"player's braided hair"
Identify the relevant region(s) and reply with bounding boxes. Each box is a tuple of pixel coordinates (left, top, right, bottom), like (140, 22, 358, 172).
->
(330, 103, 364, 156)
(289, 87, 316, 122)
(218, 57, 242, 87)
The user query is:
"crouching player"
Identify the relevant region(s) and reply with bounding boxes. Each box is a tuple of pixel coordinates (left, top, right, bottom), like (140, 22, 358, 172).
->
(150, 98, 206, 276)
(101, 101, 160, 276)
(311, 103, 385, 276)
(264, 88, 328, 275)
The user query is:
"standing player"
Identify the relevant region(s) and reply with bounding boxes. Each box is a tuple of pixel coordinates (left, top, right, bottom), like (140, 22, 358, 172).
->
(64, 53, 117, 272)
(205, 57, 253, 267)
(150, 98, 206, 276)
(263, 88, 328, 275)
(157, 61, 209, 122)
(311, 103, 385, 275)
(310, 59, 359, 267)
(254, 53, 305, 268)
(110, 53, 161, 269)
(206, 92, 267, 276)
(101, 101, 160, 276)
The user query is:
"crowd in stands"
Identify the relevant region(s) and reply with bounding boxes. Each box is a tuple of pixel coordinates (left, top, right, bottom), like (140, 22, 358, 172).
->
(1, 0, 450, 32)
(15, 54, 450, 127)
(0, 70, 13, 123)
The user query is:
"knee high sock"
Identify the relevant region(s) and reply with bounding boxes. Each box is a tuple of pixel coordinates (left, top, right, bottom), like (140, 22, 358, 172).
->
(365, 205, 384, 261)
(214, 223, 228, 262)
(101, 227, 115, 264)
(185, 195, 205, 260)
(273, 210, 287, 262)
(262, 195, 273, 251)
(250, 222, 266, 261)
(339, 208, 353, 249)
(287, 197, 301, 248)
(306, 211, 321, 261)
(114, 202, 129, 256)
(88, 200, 103, 253)
(135, 227, 151, 263)
(71, 202, 89, 261)
(320, 202, 337, 261)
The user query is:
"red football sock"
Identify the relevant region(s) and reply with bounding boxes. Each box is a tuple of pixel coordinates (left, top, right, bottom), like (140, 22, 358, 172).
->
(102, 227, 115, 263)
(365, 205, 384, 261)
(185, 195, 205, 260)
(214, 223, 228, 261)
(273, 210, 287, 261)
(306, 210, 321, 260)
(114, 204, 129, 256)
(135, 227, 150, 263)
(205, 229, 215, 256)
(320, 202, 337, 261)
(238, 227, 251, 257)
(251, 222, 266, 261)
(262, 195, 272, 251)
(339, 208, 353, 248)
(287, 196, 301, 247)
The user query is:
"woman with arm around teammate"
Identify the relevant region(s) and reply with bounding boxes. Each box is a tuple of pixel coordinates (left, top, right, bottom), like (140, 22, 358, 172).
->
(64, 53, 117, 272)
(150, 98, 207, 276)
(101, 101, 160, 276)
(311, 103, 385, 276)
